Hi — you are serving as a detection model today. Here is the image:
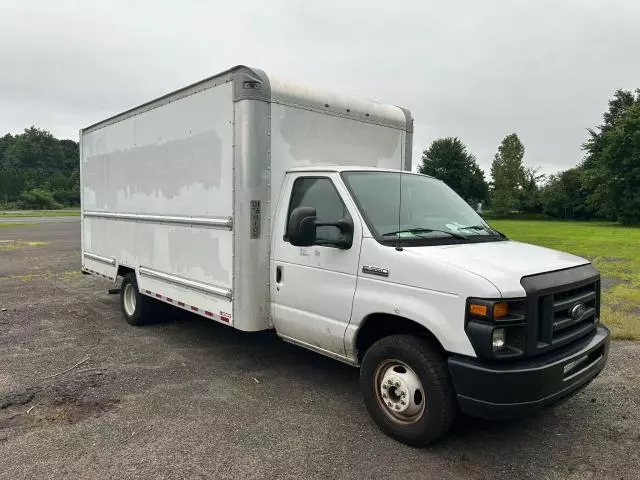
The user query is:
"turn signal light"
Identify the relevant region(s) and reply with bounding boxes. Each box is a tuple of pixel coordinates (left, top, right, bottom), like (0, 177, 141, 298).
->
(469, 304, 488, 316)
(493, 302, 509, 319)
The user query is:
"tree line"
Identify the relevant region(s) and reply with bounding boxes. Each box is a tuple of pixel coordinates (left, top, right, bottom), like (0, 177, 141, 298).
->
(419, 88, 640, 225)
(0, 127, 79, 209)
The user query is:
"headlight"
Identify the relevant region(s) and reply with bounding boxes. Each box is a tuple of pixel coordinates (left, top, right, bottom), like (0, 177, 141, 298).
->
(466, 298, 526, 359)
(492, 328, 506, 351)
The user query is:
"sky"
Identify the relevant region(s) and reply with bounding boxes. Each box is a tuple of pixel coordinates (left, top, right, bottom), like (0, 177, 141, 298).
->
(1, 0, 639, 176)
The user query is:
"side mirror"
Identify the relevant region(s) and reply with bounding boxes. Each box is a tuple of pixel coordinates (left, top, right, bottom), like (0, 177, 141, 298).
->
(331, 217, 354, 249)
(287, 206, 317, 247)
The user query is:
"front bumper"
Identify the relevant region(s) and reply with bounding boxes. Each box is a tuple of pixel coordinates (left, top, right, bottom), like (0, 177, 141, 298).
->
(448, 325, 610, 419)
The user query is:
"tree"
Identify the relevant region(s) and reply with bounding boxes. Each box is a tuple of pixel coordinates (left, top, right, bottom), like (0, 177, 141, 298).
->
(418, 137, 488, 205)
(0, 133, 13, 168)
(0, 127, 79, 208)
(490, 133, 526, 214)
(518, 167, 545, 214)
(540, 167, 594, 219)
(3, 127, 64, 172)
(583, 89, 640, 224)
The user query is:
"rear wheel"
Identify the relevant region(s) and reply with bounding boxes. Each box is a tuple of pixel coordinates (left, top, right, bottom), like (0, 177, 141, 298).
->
(360, 335, 457, 446)
(119, 273, 159, 326)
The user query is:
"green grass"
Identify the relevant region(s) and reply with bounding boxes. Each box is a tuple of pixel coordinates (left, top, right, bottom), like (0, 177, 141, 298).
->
(490, 220, 640, 340)
(0, 209, 80, 217)
(0, 240, 49, 251)
(0, 222, 38, 229)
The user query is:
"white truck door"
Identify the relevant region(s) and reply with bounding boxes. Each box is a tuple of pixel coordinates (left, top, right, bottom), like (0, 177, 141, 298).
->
(271, 173, 362, 358)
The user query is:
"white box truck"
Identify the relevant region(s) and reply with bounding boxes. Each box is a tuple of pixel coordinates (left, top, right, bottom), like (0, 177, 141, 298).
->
(80, 65, 609, 445)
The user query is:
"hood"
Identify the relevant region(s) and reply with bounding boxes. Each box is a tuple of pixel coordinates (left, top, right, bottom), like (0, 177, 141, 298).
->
(407, 240, 590, 297)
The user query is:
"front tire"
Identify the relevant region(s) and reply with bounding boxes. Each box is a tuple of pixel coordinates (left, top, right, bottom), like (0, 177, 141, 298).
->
(119, 273, 158, 326)
(360, 335, 457, 446)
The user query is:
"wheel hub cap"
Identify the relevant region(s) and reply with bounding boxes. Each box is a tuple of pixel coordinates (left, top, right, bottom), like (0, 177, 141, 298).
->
(123, 283, 136, 316)
(376, 361, 425, 424)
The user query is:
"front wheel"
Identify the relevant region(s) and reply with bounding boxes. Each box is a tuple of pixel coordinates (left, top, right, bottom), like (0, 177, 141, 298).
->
(360, 335, 457, 446)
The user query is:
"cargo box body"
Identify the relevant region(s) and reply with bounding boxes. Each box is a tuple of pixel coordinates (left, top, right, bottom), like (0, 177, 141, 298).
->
(80, 66, 413, 331)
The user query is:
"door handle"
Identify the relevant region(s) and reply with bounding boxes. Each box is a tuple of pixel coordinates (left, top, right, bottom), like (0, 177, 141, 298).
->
(276, 265, 283, 285)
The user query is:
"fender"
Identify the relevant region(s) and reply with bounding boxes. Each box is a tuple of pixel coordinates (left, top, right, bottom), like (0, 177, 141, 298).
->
(345, 275, 478, 361)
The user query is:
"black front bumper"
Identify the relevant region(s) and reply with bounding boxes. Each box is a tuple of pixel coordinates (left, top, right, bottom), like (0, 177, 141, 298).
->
(448, 325, 610, 419)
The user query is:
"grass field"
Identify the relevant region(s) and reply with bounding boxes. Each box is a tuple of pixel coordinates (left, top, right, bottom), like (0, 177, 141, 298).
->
(0, 222, 38, 228)
(491, 220, 640, 340)
(0, 209, 80, 217)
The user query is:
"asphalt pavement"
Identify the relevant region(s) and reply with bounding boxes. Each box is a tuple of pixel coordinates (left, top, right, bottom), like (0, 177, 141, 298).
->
(1, 218, 639, 479)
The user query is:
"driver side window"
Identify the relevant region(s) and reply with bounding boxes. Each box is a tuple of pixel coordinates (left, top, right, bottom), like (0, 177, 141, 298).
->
(288, 177, 350, 244)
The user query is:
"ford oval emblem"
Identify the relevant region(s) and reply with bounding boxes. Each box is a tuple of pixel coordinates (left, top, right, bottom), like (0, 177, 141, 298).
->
(570, 302, 587, 321)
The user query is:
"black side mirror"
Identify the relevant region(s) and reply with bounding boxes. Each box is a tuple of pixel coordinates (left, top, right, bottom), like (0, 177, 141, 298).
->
(287, 207, 355, 249)
(330, 217, 354, 249)
(287, 206, 317, 247)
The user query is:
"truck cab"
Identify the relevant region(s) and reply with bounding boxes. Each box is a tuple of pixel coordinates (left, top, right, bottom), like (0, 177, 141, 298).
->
(271, 166, 609, 446)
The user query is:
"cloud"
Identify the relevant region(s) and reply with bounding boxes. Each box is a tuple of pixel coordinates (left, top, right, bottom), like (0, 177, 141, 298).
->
(1, 0, 638, 175)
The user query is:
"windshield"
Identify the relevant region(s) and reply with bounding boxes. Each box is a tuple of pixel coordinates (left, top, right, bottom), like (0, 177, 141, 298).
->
(341, 171, 502, 245)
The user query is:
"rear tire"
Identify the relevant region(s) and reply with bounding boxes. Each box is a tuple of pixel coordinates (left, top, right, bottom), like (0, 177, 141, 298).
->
(119, 273, 159, 326)
(360, 335, 457, 446)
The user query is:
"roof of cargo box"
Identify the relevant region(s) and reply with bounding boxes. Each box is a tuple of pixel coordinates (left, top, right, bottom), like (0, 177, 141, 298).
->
(81, 65, 413, 135)
(288, 165, 398, 173)
(287, 166, 432, 177)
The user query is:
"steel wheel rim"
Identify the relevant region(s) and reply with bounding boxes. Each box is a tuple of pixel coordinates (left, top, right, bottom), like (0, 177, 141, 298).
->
(373, 359, 426, 425)
(123, 283, 137, 317)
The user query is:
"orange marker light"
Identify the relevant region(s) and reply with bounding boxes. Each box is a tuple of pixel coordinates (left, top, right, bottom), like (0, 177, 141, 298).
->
(469, 304, 488, 316)
(494, 302, 509, 319)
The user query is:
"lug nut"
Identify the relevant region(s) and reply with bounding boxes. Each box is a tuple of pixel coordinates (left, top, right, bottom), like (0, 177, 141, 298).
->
(387, 402, 393, 407)
(394, 382, 400, 388)
(387, 379, 393, 385)
(382, 384, 387, 390)
(400, 400, 406, 406)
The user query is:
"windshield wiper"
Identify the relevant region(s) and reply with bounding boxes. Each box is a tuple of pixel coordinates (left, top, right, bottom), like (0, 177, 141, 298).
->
(458, 224, 507, 238)
(382, 228, 468, 240)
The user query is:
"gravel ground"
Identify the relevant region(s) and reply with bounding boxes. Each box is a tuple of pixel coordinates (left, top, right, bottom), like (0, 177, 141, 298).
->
(1, 218, 639, 480)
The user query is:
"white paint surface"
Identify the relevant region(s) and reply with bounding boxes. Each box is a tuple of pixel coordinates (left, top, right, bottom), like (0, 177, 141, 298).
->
(82, 82, 234, 216)
(270, 172, 364, 357)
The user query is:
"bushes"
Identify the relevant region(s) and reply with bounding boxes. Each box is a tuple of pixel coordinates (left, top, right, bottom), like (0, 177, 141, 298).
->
(19, 189, 63, 209)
